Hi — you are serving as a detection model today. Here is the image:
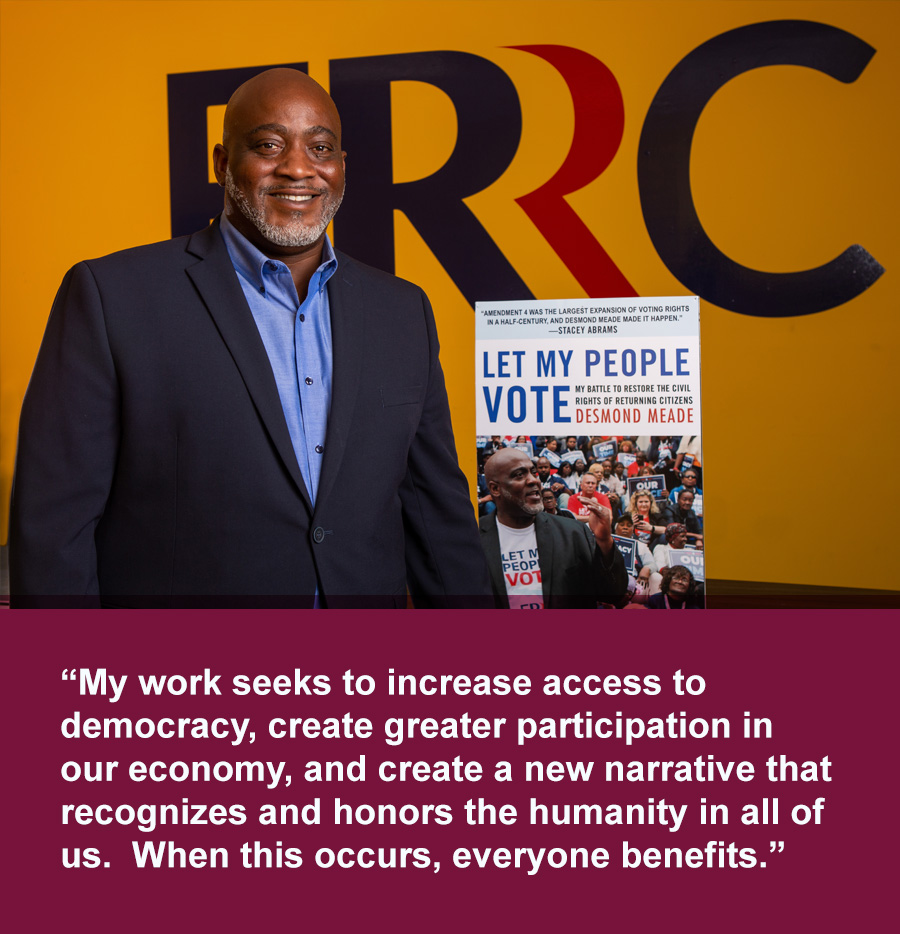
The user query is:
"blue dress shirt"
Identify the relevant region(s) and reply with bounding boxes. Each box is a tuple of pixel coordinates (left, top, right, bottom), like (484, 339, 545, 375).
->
(219, 215, 337, 505)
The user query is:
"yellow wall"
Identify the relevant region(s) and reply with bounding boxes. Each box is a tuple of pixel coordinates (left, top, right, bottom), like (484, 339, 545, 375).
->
(2, 1, 897, 589)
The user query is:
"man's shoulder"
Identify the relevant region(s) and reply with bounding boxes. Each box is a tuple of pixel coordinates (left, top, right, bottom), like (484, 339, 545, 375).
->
(332, 249, 426, 299)
(479, 513, 499, 533)
(80, 228, 207, 274)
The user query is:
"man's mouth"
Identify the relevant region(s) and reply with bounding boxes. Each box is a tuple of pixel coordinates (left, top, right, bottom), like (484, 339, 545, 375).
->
(270, 192, 316, 203)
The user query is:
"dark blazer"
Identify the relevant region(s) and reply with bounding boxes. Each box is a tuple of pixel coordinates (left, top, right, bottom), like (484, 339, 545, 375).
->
(479, 512, 627, 609)
(10, 220, 490, 607)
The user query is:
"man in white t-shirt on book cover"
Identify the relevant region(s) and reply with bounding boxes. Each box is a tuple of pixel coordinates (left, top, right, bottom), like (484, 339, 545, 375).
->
(479, 449, 627, 609)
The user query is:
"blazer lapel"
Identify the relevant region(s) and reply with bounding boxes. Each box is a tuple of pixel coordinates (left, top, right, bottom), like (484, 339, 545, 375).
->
(314, 254, 365, 508)
(184, 222, 312, 511)
(535, 513, 556, 603)
(479, 516, 508, 608)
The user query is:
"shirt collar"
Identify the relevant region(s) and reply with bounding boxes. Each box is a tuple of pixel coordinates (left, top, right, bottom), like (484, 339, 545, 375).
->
(219, 212, 338, 291)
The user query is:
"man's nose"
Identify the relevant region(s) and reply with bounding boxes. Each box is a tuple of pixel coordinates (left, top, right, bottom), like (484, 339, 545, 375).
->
(276, 144, 316, 177)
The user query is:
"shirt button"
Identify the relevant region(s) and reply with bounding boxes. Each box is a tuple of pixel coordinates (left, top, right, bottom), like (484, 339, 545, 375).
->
(258, 286, 266, 294)
(299, 314, 305, 322)
(305, 376, 313, 385)
(266, 261, 278, 271)
(315, 445, 324, 454)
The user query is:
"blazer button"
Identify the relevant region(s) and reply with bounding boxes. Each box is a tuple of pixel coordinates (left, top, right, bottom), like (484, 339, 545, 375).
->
(313, 527, 326, 544)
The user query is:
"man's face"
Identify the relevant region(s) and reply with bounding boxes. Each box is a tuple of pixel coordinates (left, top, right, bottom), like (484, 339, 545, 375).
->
(536, 457, 552, 482)
(214, 74, 346, 252)
(683, 471, 698, 489)
(678, 491, 695, 512)
(566, 437, 578, 451)
(601, 461, 612, 477)
(489, 452, 543, 519)
(541, 490, 558, 513)
(581, 474, 598, 495)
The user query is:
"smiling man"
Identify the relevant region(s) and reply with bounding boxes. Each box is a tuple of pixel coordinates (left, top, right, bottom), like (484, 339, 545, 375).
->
(10, 68, 490, 607)
(479, 448, 627, 609)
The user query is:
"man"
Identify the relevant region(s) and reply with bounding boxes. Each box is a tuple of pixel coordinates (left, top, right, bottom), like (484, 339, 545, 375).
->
(535, 456, 556, 490)
(668, 467, 702, 506)
(599, 459, 626, 497)
(534, 454, 568, 505)
(627, 450, 648, 477)
(479, 448, 626, 609)
(10, 68, 489, 608)
(566, 472, 611, 523)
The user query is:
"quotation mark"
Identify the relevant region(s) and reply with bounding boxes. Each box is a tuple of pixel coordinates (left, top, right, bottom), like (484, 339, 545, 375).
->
(760, 841, 785, 867)
(62, 669, 77, 681)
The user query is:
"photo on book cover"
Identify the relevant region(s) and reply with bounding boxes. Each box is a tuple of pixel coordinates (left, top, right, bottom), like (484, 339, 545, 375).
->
(476, 297, 703, 610)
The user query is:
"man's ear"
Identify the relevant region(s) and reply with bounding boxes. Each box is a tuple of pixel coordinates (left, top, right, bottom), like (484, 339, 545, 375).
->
(487, 480, 499, 497)
(213, 144, 228, 188)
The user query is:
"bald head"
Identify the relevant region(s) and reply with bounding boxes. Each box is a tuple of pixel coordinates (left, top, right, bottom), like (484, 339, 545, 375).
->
(213, 68, 345, 255)
(484, 447, 531, 484)
(223, 69, 341, 147)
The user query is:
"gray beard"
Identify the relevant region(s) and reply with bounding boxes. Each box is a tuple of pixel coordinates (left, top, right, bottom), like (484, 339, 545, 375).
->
(501, 488, 544, 517)
(225, 169, 343, 247)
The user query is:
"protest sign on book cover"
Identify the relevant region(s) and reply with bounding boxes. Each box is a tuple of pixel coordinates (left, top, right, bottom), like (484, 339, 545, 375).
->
(626, 474, 667, 502)
(476, 297, 704, 610)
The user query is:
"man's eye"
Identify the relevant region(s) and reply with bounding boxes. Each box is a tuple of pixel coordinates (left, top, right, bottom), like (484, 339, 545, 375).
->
(256, 141, 280, 151)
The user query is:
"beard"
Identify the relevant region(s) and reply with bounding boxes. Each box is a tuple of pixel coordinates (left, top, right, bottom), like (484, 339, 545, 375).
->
(225, 168, 344, 247)
(501, 487, 544, 517)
